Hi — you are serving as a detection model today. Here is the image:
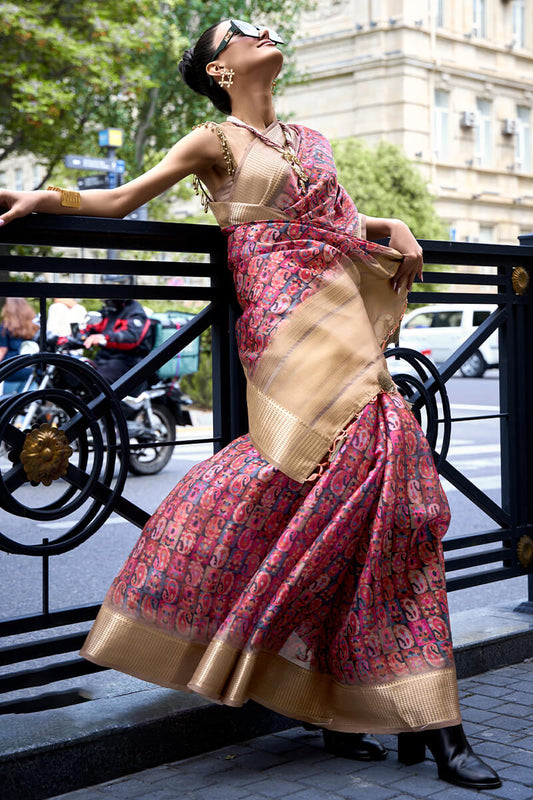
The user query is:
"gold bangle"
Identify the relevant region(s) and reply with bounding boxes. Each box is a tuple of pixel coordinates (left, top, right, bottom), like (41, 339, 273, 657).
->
(46, 185, 81, 209)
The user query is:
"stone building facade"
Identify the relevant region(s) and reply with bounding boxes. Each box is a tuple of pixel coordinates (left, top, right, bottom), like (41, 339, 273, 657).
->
(277, 0, 533, 244)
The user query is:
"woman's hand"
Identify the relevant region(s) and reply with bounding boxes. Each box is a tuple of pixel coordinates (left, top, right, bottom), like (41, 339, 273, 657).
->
(388, 220, 423, 293)
(0, 190, 40, 227)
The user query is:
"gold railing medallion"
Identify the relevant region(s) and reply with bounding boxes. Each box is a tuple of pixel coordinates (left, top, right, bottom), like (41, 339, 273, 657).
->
(20, 423, 73, 486)
(511, 266, 529, 296)
(517, 535, 533, 569)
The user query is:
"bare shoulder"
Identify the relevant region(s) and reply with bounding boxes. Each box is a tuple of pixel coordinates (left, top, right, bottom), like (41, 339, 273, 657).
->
(175, 123, 223, 154)
(160, 124, 224, 175)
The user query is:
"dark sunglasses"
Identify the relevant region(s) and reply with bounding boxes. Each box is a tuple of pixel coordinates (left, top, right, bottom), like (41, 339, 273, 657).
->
(211, 19, 284, 61)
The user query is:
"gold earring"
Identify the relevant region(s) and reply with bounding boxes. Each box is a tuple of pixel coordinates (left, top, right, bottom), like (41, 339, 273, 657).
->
(219, 67, 235, 88)
(271, 79, 278, 93)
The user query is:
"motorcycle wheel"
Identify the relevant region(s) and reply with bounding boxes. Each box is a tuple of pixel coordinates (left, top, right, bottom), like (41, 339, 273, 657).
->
(128, 402, 176, 476)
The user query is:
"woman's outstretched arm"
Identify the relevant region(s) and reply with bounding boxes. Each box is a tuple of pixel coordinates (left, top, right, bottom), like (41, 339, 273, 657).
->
(0, 126, 222, 227)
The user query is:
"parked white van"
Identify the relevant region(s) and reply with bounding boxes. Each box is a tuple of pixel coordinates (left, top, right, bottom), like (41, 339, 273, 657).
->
(399, 304, 498, 377)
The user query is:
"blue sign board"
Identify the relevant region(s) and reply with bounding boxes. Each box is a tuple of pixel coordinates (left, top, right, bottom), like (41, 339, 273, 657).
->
(64, 155, 125, 173)
(124, 205, 148, 221)
(77, 174, 109, 190)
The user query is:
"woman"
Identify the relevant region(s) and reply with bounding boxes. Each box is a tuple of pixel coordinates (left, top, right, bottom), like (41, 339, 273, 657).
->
(0, 20, 501, 789)
(47, 297, 87, 338)
(0, 297, 38, 394)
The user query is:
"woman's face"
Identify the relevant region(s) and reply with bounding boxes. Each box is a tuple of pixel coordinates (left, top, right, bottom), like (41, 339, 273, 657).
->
(209, 20, 283, 82)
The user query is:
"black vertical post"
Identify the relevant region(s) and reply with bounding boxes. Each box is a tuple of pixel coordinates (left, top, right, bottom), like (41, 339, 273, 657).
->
(210, 249, 232, 453)
(516, 235, 533, 609)
(39, 296, 47, 351)
(42, 538, 49, 616)
(228, 301, 248, 440)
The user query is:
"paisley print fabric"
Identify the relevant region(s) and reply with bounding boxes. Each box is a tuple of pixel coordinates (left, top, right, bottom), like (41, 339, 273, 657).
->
(107, 393, 452, 689)
(82, 122, 460, 731)
(225, 126, 401, 378)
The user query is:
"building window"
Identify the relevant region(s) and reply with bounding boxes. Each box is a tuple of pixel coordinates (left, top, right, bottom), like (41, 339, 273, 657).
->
(369, 0, 380, 23)
(516, 106, 531, 172)
(436, 0, 445, 27)
(472, 0, 486, 37)
(479, 225, 494, 242)
(15, 168, 23, 191)
(475, 98, 492, 166)
(32, 164, 41, 189)
(434, 90, 449, 159)
(512, 0, 525, 47)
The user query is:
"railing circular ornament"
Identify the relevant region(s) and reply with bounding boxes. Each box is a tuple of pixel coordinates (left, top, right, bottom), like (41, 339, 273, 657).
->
(20, 423, 73, 486)
(511, 266, 530, 295)
(0, 353, 130, 557)
(517, 535, 533, 569)
(384, 346, 451, 470)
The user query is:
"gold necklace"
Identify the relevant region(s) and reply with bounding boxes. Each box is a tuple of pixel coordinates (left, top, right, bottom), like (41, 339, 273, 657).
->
(226, 116, 309, 192)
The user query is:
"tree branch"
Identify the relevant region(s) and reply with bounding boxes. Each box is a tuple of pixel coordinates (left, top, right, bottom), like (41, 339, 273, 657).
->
(134, 86, 160, 170)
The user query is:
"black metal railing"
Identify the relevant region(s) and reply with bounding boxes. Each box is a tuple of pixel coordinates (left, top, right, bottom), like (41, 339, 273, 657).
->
(0, 215, 532, 708)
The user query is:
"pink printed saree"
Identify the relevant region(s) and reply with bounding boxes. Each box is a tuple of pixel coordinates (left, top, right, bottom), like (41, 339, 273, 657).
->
(81, 122, 461, 732)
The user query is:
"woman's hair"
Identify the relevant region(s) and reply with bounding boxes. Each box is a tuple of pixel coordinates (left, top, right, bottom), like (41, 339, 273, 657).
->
(178, 21, 232, 115)
(1, 298, 38, 339)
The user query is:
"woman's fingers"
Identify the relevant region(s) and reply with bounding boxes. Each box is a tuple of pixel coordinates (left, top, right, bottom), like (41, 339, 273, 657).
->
(0, 190, 32, 226)
(392, 254, 423, 293)
(0, 209, 16, 226)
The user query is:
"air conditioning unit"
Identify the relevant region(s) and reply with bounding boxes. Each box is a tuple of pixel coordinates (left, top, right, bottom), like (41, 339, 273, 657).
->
(502, 118, 519, 135)
(460, 111, 478, 128)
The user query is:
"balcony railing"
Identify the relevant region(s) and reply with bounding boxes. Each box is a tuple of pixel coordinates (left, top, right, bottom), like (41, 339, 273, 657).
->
(0, 214, 532, 710)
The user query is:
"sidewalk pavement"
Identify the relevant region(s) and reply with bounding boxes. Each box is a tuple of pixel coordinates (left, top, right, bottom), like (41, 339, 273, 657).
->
(47, 658, 533, 800)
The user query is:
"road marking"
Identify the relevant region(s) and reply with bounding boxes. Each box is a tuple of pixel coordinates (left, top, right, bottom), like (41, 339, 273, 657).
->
(447, 444, 500, 455)
(172, 445, 213, 461)
(39, 516, 130, 530)
(450, 459, 500, 470)
(441, 475, 501, 493)
(449, 403, 500, 412)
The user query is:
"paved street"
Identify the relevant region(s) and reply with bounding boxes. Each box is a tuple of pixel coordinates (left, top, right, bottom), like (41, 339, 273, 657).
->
(48, 659, 533, 800)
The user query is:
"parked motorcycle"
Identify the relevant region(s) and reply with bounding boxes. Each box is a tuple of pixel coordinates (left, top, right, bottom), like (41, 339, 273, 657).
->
(121, 373, 193, 475)
(7, 331, 193, 476)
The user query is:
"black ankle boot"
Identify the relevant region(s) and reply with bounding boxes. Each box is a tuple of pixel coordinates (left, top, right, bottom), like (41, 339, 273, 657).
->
(322, 729, 388, 761)
(398, 724, 501, 789)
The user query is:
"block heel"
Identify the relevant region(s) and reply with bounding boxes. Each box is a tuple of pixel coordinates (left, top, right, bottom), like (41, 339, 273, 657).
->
(397, 725, 501, 789)
(397, 731, 426, 765)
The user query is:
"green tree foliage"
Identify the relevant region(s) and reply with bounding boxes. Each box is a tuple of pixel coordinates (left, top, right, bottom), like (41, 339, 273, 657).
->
(180, 329, 213, 409)
(1, 0, 309, 188)
(331, 138, 446, 240)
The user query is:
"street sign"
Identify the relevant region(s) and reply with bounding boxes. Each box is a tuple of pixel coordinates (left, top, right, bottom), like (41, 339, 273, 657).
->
(64, 155, 125, 173)
(98, 128, 124, 148)
(124, 205, 148, 222)
(77, 174, 109, 190)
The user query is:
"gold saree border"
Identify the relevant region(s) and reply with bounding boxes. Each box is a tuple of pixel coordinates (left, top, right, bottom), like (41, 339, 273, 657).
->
(210, 201, 289, 228)
(81, 605, 461, 734)
(245, 270, 399, 482)
(247, 380, 384, 483)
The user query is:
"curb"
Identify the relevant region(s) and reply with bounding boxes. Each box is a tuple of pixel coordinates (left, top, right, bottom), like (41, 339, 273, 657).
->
(1, 696, 291, 800)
